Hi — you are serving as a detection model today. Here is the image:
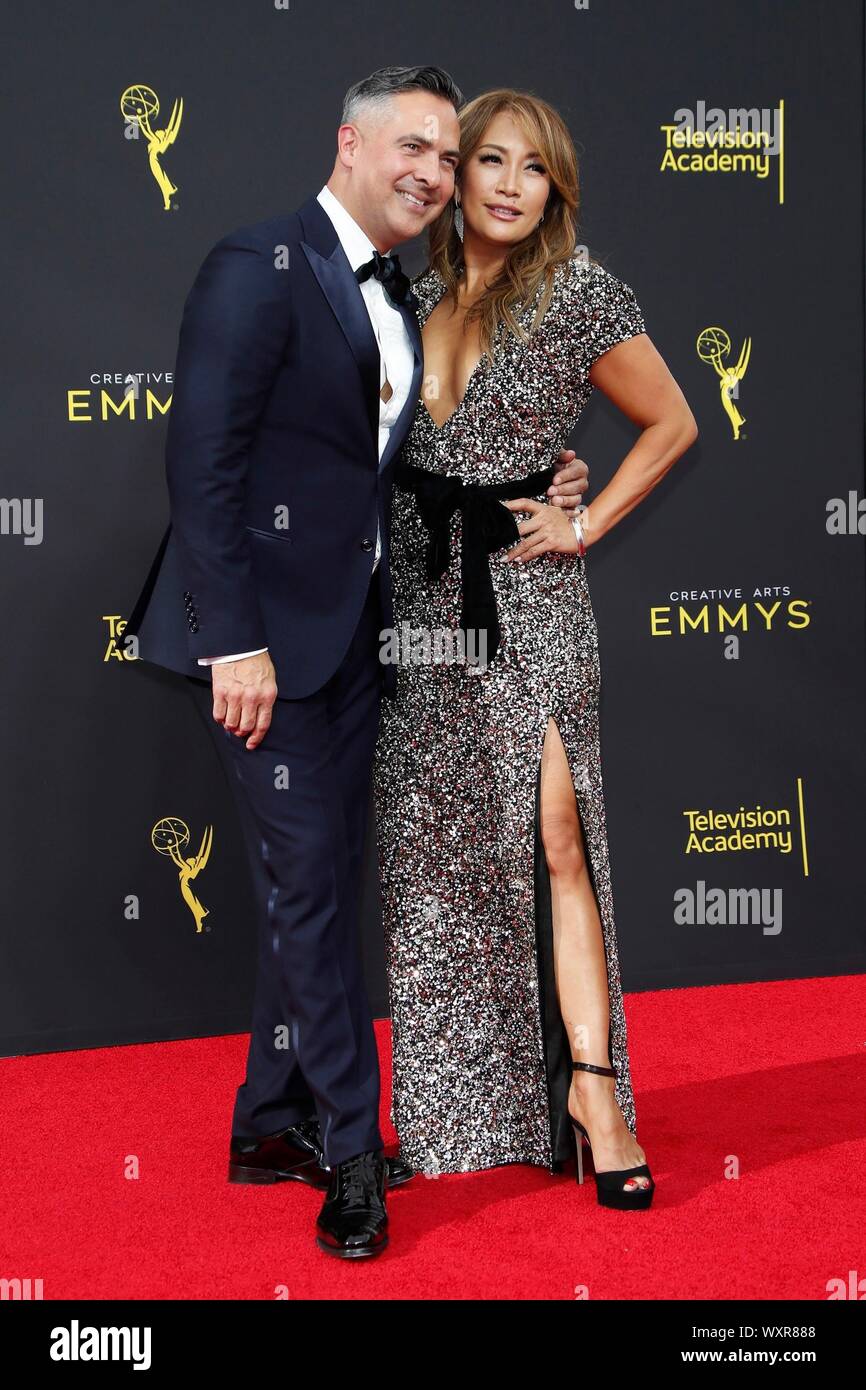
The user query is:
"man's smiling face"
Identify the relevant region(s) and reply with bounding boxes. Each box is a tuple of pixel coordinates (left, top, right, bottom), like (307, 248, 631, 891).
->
(336, 89, 461, 251)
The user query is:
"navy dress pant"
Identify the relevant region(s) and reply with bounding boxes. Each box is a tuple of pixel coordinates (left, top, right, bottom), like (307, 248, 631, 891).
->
(186, 578, 385, 1166)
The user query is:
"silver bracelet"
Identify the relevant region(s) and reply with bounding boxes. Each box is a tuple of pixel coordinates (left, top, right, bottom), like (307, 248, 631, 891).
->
(571, 511, 586, 556)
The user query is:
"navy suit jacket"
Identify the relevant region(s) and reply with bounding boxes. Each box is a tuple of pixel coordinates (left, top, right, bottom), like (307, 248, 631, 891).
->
(125, 194, 424, 699)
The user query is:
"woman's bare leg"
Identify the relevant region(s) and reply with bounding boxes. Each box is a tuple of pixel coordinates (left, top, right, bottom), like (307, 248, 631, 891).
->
(539, 717, 649, 1189)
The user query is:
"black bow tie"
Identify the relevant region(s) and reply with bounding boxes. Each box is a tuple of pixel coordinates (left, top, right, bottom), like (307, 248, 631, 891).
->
(355, 250, 416, 308)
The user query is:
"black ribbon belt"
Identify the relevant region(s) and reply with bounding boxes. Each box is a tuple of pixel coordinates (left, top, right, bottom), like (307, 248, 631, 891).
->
(393, 460, 557, 663)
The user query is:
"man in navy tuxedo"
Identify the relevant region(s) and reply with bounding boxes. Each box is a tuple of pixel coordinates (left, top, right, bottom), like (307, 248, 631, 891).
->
(126, 65, 588, 1258)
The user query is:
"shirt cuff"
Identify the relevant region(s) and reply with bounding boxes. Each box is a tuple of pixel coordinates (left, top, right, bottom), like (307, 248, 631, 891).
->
(197, 648, 269, 666)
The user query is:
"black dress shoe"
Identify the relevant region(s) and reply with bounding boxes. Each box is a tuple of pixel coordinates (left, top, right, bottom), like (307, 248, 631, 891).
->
(302, 1117, 416, 1190)
(228, 1118, 416, 1191)
(318, 1150, 415, 1189)
(383, 1153, 415, 1187)
(228, 1118, 323, 1186)
(315, 1150, 388, 1259)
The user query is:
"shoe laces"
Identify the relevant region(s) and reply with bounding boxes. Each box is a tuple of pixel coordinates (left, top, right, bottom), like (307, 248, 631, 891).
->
(340, 1152, 378, 1208)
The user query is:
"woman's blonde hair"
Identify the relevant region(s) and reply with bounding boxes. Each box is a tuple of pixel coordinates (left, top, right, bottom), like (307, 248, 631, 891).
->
(427, 88, 581, 359)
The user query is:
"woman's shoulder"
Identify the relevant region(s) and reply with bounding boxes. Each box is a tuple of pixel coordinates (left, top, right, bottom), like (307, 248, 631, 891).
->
(410, 264, 446, 317)
(547, 253, 646, 347)
(554, 253, 639, 303)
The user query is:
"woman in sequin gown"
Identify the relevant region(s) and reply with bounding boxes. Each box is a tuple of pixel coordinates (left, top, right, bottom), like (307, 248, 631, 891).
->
(373, 91, 696, 1185)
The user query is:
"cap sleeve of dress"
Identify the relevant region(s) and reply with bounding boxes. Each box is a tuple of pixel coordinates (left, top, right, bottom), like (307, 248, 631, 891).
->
(566, 258, 646, 370)
(410, 267, 446, 328)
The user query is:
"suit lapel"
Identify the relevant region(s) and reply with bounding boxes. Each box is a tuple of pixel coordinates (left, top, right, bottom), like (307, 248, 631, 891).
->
(397, 290, 423, 364)
(378, 298, 423, 475)
(299, 198, 380, 448)
(297, 195, 425, 473)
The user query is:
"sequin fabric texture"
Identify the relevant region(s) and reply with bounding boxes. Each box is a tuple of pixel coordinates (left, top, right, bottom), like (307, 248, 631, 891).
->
(373, 255, 647, 1174)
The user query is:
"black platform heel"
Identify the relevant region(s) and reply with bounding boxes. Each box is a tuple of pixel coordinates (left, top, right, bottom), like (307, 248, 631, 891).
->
(570, 1061, 655, 1210)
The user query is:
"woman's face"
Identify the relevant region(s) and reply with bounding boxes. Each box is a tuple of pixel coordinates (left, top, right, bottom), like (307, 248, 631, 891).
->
(458, 112, 551, 250)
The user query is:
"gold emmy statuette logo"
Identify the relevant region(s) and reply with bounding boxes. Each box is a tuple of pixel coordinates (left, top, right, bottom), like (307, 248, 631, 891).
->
(151, 817, 213, 932)
(697, 326, 751, 440)
(121, 84, 183, 210)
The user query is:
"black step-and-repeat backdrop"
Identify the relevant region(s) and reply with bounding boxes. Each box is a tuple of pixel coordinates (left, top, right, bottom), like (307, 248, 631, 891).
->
(1, 0, 863, 1056)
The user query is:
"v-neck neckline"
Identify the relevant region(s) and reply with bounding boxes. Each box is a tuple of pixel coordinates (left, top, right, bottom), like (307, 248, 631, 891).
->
(416, 268, 487, 434)
(419, 355, 486, 432)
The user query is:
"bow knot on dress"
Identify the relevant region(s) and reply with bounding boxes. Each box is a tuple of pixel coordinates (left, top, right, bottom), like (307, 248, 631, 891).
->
(394, 461, 557, 662)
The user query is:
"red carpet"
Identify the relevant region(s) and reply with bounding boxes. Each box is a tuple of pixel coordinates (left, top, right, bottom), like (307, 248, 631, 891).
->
(1, 975, 864, 1300)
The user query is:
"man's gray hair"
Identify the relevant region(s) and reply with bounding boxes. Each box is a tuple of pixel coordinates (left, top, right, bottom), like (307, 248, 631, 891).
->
(341, 65, 464, 126)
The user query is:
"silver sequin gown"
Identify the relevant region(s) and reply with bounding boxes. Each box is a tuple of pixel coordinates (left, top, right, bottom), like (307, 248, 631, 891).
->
(373, 255, 647, 1175)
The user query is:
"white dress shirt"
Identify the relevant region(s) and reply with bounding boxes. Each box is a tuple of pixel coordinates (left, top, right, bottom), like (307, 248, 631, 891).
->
(199, 183, 415, 666)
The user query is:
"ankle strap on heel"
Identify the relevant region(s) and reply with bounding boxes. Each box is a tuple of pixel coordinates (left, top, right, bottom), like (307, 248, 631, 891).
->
(572, 1061, 618, 1078)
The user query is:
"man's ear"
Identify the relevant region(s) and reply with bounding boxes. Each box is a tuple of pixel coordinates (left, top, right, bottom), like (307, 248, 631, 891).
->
(336, 122, 360, 167)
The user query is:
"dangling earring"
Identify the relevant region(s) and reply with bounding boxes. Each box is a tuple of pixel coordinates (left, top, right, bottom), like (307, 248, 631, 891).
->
(454, 198, 464, 241)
